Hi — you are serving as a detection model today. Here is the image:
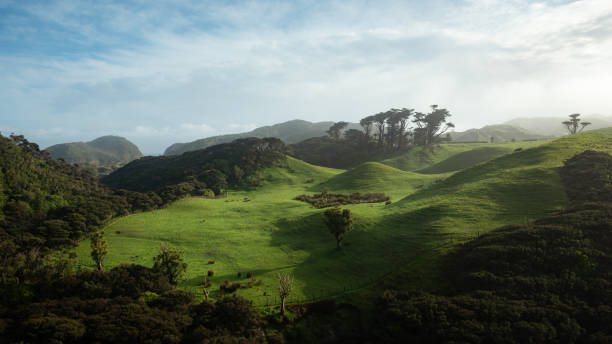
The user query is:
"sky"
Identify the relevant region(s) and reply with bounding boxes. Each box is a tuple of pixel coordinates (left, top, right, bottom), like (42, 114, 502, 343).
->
(1, 0, 612, 155)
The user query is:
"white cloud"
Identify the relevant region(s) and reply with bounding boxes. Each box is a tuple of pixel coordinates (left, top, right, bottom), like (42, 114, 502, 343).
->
(2, 0, 612, 153)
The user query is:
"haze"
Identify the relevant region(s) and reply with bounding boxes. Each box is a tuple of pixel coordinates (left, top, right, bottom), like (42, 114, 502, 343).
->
(1, 0, 612, 154)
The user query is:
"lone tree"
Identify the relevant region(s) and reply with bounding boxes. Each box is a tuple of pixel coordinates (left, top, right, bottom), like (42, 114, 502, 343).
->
(327, 121, 349, 140)
(90, 231, 107, 272)
(323, 207, 354, 250)
(153, 244, 188, 285)
(200, 276, 211, 301)
(277, 272, 293, 316)
(563, 113, 591, 135)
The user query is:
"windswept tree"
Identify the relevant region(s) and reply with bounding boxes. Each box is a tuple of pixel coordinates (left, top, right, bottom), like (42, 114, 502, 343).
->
(90, 231, 107, 272)
(323, 207, 354, 250)
(413, 105, 455, 146)
(277, 272, 293, 316)
(563, 113, 591, 135)
(153, 244, 187, 285)
(359, 116, 375, 139)
(327, 121, 349, 140)
(373, 112, 388, 147)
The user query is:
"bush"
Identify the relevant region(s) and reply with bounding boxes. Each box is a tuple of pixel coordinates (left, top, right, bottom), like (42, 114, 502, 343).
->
(295, 192, 390, 208)
(207, 270, 214, 277)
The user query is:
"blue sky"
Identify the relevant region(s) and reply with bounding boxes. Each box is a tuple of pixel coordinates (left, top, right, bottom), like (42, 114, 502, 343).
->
(1, 0, 612, 154)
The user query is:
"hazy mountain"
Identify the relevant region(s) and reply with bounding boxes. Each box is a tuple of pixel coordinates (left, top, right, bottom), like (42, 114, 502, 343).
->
(450, 124, 550, 142)
(164, 119, 361, 155)
(46, 135, 143, 164)
(505, 115, 612, 136)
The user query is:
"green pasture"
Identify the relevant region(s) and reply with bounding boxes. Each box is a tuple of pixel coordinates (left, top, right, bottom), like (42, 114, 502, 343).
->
(75, 131, 612, 305)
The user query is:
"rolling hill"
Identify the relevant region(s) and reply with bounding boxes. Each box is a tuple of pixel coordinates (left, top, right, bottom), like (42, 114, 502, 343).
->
(506, 115, 612, 136)
(46, 135, 143, 165)
(164, 119, 361, 155)
(73, 128, 612, 308)
(449, 124, 549, 142)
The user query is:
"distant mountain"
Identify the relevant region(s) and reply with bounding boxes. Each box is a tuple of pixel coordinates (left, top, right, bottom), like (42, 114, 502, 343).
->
(164, 119, 361, 155)
(46, 136, 143, 164)
(505, 115, 612, 136)
(450, 124, 550, 142)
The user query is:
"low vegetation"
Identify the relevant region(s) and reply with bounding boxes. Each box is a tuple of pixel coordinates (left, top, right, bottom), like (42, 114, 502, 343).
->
(295, 191, 389, 208)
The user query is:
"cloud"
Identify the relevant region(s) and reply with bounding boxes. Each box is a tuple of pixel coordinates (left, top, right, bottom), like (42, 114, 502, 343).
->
(1, 0, 612, 153)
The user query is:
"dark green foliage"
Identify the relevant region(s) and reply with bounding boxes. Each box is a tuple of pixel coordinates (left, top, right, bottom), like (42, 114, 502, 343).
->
(295, 192, 389, 208)
(373, 150, 612, 343)
(0, 134, 132, 251)
(90, 231, 107, 271)
(560, 150, 612, 205)
(103, 137, 288, 201)
(184, 296, 264, 343)
(153, 245, 188, 285)
(290, 136, 383, 169)
(323, 208, 354, 249)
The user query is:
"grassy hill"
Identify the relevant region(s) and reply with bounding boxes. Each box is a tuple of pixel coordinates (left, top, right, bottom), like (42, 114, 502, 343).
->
(312, 162, 445, 199)
(506, 115, 612, 136)
(164, 119, 361, 155)
(46, 135, 142, 165)
(74, 129, 612, 307)
(450, 124, 549, 142)
(380, 140, 545, 172)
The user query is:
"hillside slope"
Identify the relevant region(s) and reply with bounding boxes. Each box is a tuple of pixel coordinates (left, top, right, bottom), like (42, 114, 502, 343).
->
(46, 135, 142, 164)
(312, 162, 443, 199)
(506, 115, 612, 136)
(164, 119, 360, 155)
(450, 124, 549, 142)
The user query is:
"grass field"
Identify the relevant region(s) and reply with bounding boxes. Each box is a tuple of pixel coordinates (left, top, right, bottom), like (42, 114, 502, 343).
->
(75, 131, 612, 305)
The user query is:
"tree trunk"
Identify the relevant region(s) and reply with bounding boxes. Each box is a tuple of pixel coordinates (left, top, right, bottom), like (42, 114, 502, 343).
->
(336, 238, 342, 250)
(97, 260, 103, 272)
(280, 296, 286, 316)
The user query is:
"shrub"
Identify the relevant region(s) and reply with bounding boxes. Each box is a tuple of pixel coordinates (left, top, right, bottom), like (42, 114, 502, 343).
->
(295, 192, 390, 208)
(207, 270, 214, 277)
(385, 200, 392, 205)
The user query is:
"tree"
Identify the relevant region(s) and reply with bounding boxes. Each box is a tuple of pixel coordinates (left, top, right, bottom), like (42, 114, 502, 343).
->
(413, 105, 455, 146)
(323, 207, 354, 250)
(152, 244, 187, 285)
(359, 116, 375, 139)
(373, 112, 388, 147)
(200, 276, 211, 301)
(327, 121, 349, 140)
(277, 272, 293, 316)
(90, 231, 107, 272)
(563, 113, 591, 135)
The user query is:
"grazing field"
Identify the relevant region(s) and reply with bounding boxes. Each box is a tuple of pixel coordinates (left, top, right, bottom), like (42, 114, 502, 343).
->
(75, 131, 612, 305)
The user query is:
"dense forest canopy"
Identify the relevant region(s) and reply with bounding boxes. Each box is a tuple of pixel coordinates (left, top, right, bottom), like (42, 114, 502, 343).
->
(103, 137, 289, 199)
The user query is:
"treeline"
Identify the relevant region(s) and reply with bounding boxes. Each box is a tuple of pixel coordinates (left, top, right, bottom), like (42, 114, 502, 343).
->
(102, 137, 289, 201)
(292, 105, 454, 168)
(372, 150, 612, 343)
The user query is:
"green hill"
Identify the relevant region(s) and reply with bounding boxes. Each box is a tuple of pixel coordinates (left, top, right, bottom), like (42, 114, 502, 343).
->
(450, 124, 549, 142)
(73, 128, 612, 310)
(313, 162, 443, 199)
(506, 115, 612, 136)
(381, 140, 545, 172)
(164, 119, 361, 155)
(418, 146, 513, 173)
(46, 135, 142, 164)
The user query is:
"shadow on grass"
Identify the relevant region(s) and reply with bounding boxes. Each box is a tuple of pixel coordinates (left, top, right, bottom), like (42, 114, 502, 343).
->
(265, 205, 457, 300)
